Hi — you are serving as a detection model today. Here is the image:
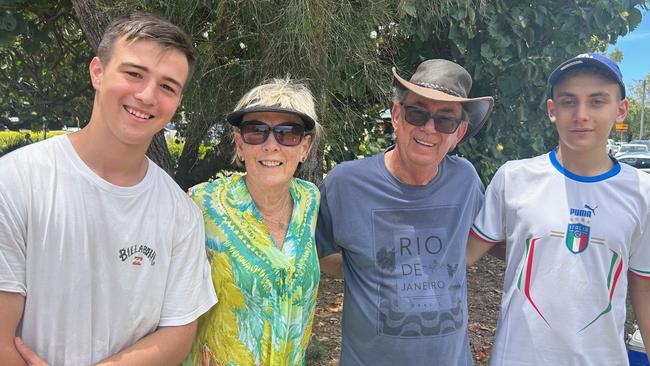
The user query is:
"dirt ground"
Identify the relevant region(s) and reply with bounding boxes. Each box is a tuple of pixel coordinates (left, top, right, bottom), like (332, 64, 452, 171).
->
(307, 255, 638, 366)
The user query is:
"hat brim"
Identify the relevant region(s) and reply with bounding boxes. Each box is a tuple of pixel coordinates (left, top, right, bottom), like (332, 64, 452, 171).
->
(226, 106, 316, 131)
(392, 67, 494, 142)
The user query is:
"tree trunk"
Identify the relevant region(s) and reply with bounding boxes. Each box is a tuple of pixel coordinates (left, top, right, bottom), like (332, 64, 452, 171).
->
(297, 82, 328, 186)
(174, 116, 214, 187)
(147, 131, 174, 177)
(176, 135, 235, 191)
(298, 144, 323, 186)
(70, 0, 114, 50)
(70, 0, 175, 176)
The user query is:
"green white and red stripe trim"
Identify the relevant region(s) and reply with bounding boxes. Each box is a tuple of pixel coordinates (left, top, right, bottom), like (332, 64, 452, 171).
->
(630, 268, 650, 279)
(579, 250, 623, 332)
(516, 237, 550, 327)
(471, 225, 500, 244)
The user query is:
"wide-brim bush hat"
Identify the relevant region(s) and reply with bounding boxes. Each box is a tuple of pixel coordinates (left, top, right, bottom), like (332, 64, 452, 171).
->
(392, 59, 494, 142)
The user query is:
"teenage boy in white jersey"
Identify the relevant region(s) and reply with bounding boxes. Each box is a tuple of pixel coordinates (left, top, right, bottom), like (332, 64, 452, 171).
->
(468, 53, 650, 365)
(0, 12, 217, 365)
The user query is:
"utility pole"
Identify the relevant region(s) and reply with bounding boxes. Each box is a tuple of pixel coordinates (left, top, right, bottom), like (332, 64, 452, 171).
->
(641, 79, 646, 140)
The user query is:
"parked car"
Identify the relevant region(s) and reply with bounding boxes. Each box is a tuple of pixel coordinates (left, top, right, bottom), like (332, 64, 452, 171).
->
(629, 139, 650, 151)
(617, 153, 650, 173)
(615, 143, 649, 158)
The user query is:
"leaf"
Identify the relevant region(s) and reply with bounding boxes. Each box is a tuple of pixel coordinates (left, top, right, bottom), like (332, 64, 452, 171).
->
(452, 7, 466, 21)
(594, 9, 611, 28)
(400, 0, 417, 18)
(627, 7, 643, 30)
(0, 12, 18, 32)
(468, 6, 476, 23)
(480, 43, 494, 59)
(0, 29, 15, 46)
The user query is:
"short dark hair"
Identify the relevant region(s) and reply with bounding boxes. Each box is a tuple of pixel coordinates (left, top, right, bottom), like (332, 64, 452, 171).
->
(97, 12, 197, 85)
(551, 65, 623, 100)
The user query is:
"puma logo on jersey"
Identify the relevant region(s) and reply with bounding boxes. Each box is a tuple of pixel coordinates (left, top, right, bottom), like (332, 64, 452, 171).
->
(584, 204, 597, 216)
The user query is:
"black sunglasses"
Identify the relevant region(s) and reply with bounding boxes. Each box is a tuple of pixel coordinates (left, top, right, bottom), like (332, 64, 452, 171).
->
(240, 121, 308, 147)
(400, 103, 463, 134)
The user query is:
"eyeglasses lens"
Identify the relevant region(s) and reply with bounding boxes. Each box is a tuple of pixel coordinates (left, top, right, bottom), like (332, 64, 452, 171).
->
(241, 122, 305, 146)
(403, 105, 460, 134)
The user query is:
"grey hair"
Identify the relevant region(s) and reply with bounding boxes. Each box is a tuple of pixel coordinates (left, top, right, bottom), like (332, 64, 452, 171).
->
(97, 12, 197, 84)
(231, 77, 324, 170)
(392, 83, 410, 104)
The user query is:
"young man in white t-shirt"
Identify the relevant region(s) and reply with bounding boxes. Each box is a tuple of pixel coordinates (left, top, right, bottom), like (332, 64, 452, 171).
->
(0, 12, 217, 365)
(468, 53, 650, 365)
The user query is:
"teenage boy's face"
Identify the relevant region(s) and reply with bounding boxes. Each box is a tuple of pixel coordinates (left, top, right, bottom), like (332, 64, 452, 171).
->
(547, 73, 627, 155)
(89, 37, 189, 149)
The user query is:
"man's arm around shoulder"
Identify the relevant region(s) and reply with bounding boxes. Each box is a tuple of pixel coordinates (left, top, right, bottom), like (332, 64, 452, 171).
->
(466, 234, 499, 267)
(320, 253, 344, 278)
(0, 291, 26, 366)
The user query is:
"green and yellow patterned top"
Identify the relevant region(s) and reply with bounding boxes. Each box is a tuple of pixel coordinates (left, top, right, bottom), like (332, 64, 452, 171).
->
(184, 173, 320, 366)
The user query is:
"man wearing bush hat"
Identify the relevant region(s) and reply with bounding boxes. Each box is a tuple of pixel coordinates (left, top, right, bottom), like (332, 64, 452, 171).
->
(316, 59, 493, 365)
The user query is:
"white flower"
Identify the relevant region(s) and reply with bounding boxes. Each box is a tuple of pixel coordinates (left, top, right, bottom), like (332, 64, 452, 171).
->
(239, 42, 247, 50)
(370, 30, 378, 39)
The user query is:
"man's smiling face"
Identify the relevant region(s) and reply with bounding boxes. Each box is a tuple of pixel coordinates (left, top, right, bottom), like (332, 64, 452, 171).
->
(391, 92, 467, 174)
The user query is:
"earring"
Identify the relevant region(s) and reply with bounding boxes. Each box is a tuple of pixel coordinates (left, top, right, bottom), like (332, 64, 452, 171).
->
(300, 157, 306, 163)
(238, 154, 244, 162)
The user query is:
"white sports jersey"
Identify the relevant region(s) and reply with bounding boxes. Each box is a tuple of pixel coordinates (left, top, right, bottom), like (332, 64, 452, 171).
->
(0, 135, 217, 365)
(472, 150, 650, 365)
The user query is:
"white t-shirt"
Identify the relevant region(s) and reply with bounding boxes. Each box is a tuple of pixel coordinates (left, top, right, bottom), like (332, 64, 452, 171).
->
(0, 135, 217, 365)
(472, 150, 650, 365)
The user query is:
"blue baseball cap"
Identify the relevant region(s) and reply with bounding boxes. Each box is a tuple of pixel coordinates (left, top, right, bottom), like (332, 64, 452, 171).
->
(548, 53, 626, 98)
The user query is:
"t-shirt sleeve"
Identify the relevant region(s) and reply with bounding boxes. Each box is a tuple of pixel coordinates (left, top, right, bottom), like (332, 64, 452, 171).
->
(315, 176, 340, 258)
(472, 170, 486, 218)
(630, 209, 650, 279)
(0, 158, 27, 296)
(158, 198, 217, 326)
(471, 164, 506, 244)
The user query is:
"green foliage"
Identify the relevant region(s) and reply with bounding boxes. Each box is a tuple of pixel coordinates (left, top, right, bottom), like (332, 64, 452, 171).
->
(0, 129, 65, 156)
(398, 0, 650, 181)
(166, 138, 184, 167)
(608, 48, 624, 63)
(625, 98, 642, 140)
(4, 0, 650, 186)
(166, 137, 211, 169)
(98, 0, 398, 187)
(0, 130, 26, 152)
(0, 1, 93, 130)
(625, 75, 650, 140)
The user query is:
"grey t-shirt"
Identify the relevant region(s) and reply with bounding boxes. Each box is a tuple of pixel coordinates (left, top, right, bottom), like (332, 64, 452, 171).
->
(316, 149, 484, 365)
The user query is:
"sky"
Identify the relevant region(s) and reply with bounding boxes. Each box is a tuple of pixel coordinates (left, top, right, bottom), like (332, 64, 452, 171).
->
(607, 9, 650, 93)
